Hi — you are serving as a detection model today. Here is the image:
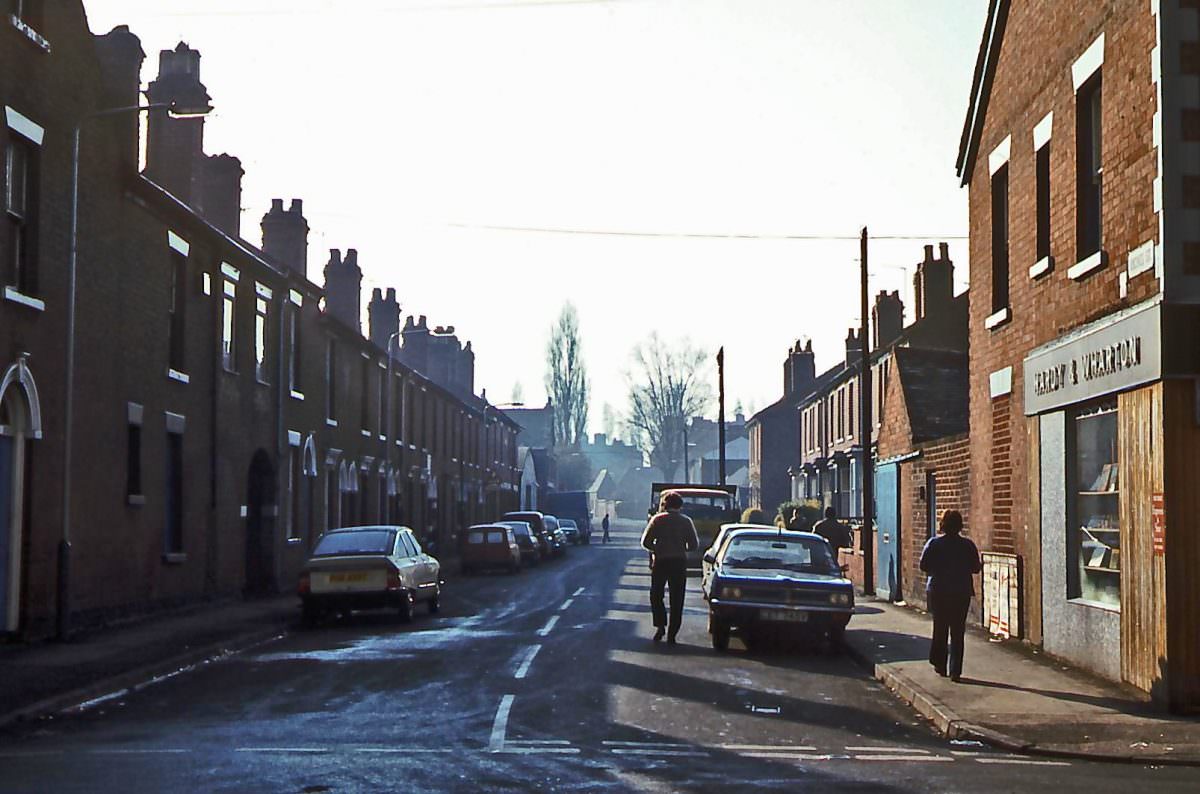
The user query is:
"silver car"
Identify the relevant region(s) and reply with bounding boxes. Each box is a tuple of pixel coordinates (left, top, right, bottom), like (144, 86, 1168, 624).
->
(299, 526, 442, 626)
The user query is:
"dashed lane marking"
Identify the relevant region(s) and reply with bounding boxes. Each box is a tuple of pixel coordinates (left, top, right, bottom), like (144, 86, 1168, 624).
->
(740, 753, 842, 761)
(353, 748, 455, 754)
(844, 746, 930, 753)
(573, 587, 585, 596)
(602, 741, 693, 749)
(504, 740, 572, 746)
(559, 598, 575, 611)
(852, 755, 954, 763)
(494, 747, 581, 755)
(610, 749, 712, 758)
(235, 747, 329, 753)
(537, 615, 560, 636)
(719, 744, 818, 751)
(489, 695, 515, 752)
(87, 749, 190, 755)
(513, 644, 541, 679)
(974, 758, 1072, 766)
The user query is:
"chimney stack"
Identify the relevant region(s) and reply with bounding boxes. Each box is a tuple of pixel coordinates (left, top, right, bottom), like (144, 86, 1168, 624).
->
(197, 153, 243, 237)
(368, 286, 401, 353)
(784, 338, 816, 398)
(913, 241, 954, 322)
(93, 26, 145, 171)
(323, 248, 363, 331)
(872, 289, 904, 349)
(261, 198, 310, 277)
(145, 42, 211, 205)
(845, 329, 863, 368)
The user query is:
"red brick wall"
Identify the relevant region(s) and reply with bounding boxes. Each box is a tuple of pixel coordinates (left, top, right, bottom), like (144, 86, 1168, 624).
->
(966, 0, 1159, 641)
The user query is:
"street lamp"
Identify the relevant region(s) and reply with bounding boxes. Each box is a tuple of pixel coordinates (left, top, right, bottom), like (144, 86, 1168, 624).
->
(59, 99, 212, 639)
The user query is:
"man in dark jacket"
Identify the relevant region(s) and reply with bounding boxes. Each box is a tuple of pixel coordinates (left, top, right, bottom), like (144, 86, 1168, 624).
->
(813, 507, 853, 557)
(602, 513, 611, 544)
(641, 491, 699, 644)
(919, 510, 982, 681)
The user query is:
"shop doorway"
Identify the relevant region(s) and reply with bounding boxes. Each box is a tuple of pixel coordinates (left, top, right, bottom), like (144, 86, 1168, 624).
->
(875, 461, 901, 601)
(245, 450, 277, 595)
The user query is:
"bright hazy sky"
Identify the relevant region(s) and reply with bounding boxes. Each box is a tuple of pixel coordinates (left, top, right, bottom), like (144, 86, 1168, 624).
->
(86, 0, 987, 435)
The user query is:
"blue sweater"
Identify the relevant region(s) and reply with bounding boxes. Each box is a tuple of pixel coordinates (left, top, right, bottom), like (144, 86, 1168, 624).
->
(919, 533, 982, 597)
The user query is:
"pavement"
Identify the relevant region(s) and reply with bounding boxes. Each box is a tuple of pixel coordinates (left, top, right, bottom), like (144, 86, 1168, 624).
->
(843, 596, 1200, 766)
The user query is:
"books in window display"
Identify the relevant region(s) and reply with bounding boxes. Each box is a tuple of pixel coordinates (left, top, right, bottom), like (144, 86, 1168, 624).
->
(1085, 463, 1119, 493)
(1081, 516, 1120, 573)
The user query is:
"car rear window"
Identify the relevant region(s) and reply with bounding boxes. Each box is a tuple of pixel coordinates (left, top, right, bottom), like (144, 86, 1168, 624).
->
(312, 529, 395, 557)
(467, 531, 485, 544)
(487, 531, 505, 544)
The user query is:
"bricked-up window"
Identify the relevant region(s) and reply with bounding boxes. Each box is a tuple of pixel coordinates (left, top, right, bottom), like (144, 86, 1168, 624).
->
(221, 279, 237, 372)
(990, 164, 1010, 312)
(126, 423, 142, 498)
(254, 295, 269, 384)
(288, 304, 301, 393)
(1076, 72, 1103, 262)
(1036, 142, 1052, 263)
(164, 431, 184, 554)
(1069, 400, 1119, 608)
(4, 136, 38, 296)
(326, 338, 337, 421)
(168, 251, 187, 372)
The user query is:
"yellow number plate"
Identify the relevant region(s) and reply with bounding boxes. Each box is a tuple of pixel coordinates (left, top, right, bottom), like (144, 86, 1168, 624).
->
(329, 572, 368, 584)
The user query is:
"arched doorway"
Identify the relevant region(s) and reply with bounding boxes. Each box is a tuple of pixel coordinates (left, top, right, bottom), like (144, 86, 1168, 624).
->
(245, 450, 277, 595)
(0, 358, 41, 633)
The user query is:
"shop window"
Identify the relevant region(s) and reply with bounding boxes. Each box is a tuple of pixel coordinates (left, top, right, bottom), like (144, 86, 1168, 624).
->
(1076, 73, 1103, 262)
(1068, 401, 1119, 608)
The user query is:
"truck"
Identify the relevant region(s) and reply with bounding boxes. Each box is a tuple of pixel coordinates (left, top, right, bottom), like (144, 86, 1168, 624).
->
(543, 491, 593, 544)
(647, 482, 740, 569)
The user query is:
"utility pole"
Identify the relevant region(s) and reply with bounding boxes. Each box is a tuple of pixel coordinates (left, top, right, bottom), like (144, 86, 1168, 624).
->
(859, 227, 875, 596)
(717, 347, 727, 485)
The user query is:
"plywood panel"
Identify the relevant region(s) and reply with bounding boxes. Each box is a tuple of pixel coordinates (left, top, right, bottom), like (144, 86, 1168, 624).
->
(1118, 383, 1165, 694)
(1161, 380, 1200, 712)
(1026, 416, 1042, 644)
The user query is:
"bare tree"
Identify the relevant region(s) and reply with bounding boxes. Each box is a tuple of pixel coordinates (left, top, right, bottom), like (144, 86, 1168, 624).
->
(510, 381, 525, 405)
(545, 302, 590, 446)
(601, 403, 618, 440)
(625, 333, 713, 481)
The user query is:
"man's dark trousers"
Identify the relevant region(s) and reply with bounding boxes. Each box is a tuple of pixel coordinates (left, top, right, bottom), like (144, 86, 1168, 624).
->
(650, 557, 688, 638)
(928, 590, 972, 677)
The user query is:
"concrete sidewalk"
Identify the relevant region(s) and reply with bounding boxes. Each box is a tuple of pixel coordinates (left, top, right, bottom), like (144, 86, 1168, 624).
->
(0, 596, 295, 730)
(844, 597, 1200, 765)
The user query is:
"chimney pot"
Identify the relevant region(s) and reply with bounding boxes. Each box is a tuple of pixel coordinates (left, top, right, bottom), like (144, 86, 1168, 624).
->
(939, 241, 950, 260)
(386, 287, 396, 302)
(924, 244, 934, 263)
(371, 287, 382, 301)
(271, 198, 284, 211)
(290, 198, 303, 214)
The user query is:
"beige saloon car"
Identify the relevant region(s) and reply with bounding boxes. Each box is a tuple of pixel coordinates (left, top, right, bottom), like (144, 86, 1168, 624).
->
(298, 526, 442, 626)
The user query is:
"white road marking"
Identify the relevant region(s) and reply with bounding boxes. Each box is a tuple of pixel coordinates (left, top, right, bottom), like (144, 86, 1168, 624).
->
(495, 747, 580, 755)
(846, 746, 931, 753)
(87, 749, 190, 755)
(720, 744, 818, 751)
(235, 747, 329, 753)
(975, 758, 1072, 766)
(514, 644, 541, 679)
(853, 754, 954, 762)
(503, 739, 572, 746)
(354, 748, 455, 754)
(610, 749, 711, 757)
(739, 752, 840, 761)
(537, 615, 560, 636)
(602, 741, 692, 749)
(489, 694, 515, 752)
(573, 587, 585, 596)
(559, 598, 575, 611)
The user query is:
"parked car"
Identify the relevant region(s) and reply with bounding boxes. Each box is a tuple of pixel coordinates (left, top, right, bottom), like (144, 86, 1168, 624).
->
(558, 518, 581, 545)
(462, 524, 522, 574)
(700, 523, 778, 594)
(702, 528, 853, 651)
(298, 525, 442, 626)
(543, 514, 566, 557)
(496, 520, 541, 566)
(502, 511, 554, 559)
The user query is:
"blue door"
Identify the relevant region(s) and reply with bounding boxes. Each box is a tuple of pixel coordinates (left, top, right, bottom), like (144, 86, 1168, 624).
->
(0, 436, 12, 630)
(875, 461, 900, 601)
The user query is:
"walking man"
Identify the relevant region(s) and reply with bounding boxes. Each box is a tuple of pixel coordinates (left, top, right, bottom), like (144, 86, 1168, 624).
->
(813, 506, 853, 558)
(919, 510, 982, 682)
(640, 491, 699, 644)
(602, 513, 611, 544)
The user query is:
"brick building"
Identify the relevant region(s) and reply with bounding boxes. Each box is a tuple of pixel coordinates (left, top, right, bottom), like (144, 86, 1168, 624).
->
(0, 6, 518, 639)
(747, 340, 816, 514)
(957, 0, 1200, 709)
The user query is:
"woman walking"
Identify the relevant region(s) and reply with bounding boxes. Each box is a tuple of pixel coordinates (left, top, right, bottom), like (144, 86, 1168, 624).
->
(919, 510, 981, 682)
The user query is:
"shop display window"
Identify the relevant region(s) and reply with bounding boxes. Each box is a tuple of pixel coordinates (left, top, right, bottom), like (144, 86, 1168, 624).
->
(1068, 400, 1120, 608)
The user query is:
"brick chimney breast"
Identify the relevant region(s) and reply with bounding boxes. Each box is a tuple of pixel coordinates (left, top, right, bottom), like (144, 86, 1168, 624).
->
(145, 42, 211, 206)
(872, 289, 904, 350)
(94, 26, 146, 170)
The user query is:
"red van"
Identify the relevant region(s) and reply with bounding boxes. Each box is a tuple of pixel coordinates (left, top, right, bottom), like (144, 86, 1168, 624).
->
(461, 524, 522, 575)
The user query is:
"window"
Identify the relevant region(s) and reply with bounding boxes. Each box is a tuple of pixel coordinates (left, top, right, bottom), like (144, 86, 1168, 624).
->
(926, 470, 937, 539)
(1036, 142, 1051, 263)
(360, 358, 370, 431)
(326, 338, 337, 421)
(288, 304, 301, 393)
(126, 423, 142, 499)
(221, 279, 236, 372)
(287, 445, 301, 540)
(377, 366, 386, 437)
(4, 136, 37, 296)
(395, 376, 405, 444)
(168, 251, 187, 372)
(254, 298, 268, 382)
(1068, 401, 1119, 608)
(1076, 73, 1103, 262)
(990, 164, 1010, 312)
(165, 431, 184, 555)
(848, 383, 855, 440)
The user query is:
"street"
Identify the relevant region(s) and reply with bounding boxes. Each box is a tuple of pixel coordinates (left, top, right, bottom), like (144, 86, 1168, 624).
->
(0, 520, 1194, 793)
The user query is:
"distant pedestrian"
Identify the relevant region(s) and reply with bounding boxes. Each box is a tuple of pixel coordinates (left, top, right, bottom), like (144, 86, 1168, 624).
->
(919, 510, 982, 682)
(602, 513, 611, 544)
(640, 492, 699, 644)
(813, 506, 853, 558)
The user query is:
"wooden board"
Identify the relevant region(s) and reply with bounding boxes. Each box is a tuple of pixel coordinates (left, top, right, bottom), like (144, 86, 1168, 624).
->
(1161, 380, 1200, 712)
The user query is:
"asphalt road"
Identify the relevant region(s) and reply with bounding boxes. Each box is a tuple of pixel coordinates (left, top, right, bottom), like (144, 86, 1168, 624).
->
(1, 520, 1196, 792)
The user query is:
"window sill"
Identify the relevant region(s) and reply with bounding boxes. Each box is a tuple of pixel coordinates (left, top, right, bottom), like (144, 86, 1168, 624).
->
(4, 286, 45, 311)
(361, 429, 372, 438)
(162, 552, 188, 565)
(378, 434, 387, 442)
(1028, 255, 1054, 280)
(222, 365, 238, 375)
(167, 368, 190, 384)
(326, 418, 339, 427)
(256, 379, 270, 388)
(9, 15, 50, 52)
(984, 307, 1011, 330)
(1067, 249, 1107, 280)
(290, 390, 305, 401)
(127, 494, 146, 507)
(1067, 597, 1120, 614)
(286, 537, 303, 546)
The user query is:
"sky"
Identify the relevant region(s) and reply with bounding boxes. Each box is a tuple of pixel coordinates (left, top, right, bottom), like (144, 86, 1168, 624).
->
(85, 0, 988, 436)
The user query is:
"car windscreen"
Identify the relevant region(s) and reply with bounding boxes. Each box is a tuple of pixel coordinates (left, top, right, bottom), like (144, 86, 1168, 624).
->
(312, 529, 395, 557)
(560, 519, 577, 528)
(721, 536, 837, 573)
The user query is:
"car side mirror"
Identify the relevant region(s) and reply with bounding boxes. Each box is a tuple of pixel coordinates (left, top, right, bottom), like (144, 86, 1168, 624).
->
(703, 553, 716, 565)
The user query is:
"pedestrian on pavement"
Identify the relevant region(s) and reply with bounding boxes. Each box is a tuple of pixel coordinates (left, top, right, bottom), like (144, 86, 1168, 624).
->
(919, 509, 982, 682)
(640, 491, 699, 644)
(813, 506, 853, 558)
(602, 513, 611, 544)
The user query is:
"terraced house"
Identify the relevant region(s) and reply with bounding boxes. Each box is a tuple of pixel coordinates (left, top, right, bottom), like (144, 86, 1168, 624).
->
(959, 0, 1200, 710)
(0, 3, 519, 639)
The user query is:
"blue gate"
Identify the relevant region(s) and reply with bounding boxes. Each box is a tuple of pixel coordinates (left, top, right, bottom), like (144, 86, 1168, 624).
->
(875, 461, 900, 601)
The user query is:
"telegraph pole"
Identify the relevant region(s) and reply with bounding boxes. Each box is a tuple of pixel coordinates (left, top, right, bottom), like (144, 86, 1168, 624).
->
(717, 347, 727, 484)
(859, 227, 875, 596)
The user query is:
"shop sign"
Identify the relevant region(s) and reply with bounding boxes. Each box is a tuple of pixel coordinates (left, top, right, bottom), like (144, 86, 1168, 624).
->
(1152, 493, 1165, 556)
(1023, 302, 1161, 415)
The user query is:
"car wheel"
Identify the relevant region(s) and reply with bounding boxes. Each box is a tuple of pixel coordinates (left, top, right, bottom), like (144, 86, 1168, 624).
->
(709, 612, 730, 651)
(398, 590, 415, 623)
(428, 588, 441, 615)
(301, 603, 319, 628)
(828, 625, 845, 653)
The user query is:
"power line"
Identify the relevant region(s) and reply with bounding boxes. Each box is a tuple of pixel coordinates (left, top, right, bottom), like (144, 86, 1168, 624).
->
(447, 222, 968, 241)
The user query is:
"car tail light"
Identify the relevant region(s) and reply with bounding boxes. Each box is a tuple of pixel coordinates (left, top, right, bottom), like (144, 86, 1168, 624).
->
(386, 568, 402, 590)
(298, 572, 310, 595)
